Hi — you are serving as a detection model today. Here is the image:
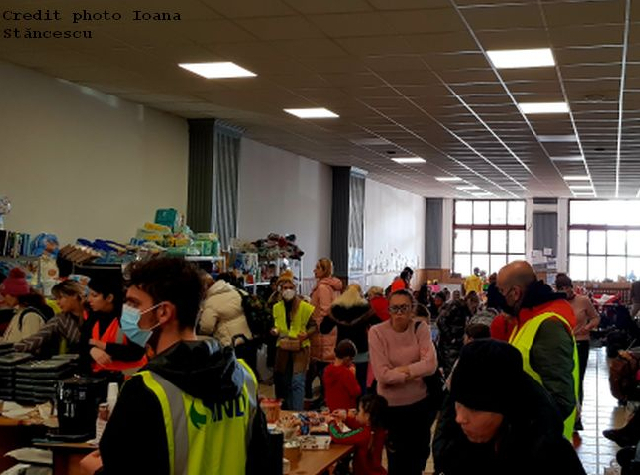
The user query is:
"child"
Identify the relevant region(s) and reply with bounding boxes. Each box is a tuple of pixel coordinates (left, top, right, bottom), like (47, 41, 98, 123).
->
(329, 394, 388, 475)
(323, 339, 362, 411)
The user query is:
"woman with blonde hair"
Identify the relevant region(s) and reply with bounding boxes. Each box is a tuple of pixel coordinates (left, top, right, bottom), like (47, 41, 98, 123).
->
(307, 258, 343, 401)
(321, 284, 379, 392)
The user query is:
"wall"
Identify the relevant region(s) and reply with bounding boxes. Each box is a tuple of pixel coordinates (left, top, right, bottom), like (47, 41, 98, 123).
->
(236, 138, 332, 279)
(364, 179, 426, 288)
(0, 61, 189, 244)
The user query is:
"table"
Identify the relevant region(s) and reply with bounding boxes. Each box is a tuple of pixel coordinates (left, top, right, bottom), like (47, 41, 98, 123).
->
(34, 442, 95, 475)
(0, 417, 47, 472)
(290, 443, 354, 475)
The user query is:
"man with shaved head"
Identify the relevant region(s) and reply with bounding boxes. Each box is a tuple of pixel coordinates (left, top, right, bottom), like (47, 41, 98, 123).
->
(496, 261, 579, 441)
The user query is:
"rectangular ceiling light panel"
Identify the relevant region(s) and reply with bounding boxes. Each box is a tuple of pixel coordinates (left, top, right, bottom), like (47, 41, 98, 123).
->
(519, 102, 569, 114)
(538, 135, 577, 142)
(178, 62, 256, 78)
(435, 176, 462, 182)
(392, 157, 426, 164)
(284, 108, 339, 118)
(487, 48, 555, 69)
(563, 175, 590, 181)
(550, 155, 584, 162)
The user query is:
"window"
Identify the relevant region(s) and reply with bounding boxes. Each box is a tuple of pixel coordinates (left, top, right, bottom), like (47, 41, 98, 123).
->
(453, 200, 526, 276)
(569, 200, 640, 281)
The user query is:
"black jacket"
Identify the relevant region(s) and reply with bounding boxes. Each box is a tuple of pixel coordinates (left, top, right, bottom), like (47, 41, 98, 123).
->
(99, 339, 268, 475)
(320, 302, 378, 354)
(433, 374, 586, 475)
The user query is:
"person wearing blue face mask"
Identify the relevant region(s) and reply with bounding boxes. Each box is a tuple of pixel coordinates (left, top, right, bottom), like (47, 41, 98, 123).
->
(80, 257, 268, 475)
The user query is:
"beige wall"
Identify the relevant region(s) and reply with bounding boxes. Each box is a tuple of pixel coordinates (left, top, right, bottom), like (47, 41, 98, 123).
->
(0, 61, 188, 244)
(236, 137, 333, 279)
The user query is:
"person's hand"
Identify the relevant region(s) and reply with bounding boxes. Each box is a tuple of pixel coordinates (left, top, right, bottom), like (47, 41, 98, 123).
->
(80, 450, 103, 475)
(297, 331, 308, 342)
(397, 366, 411, 376)
(89, 339, 106, 350)
(331, 409, 347, 422)
(348, 364, 356, 376)
(90, 347, 112, 367)
(270, 327, 279, 337)
(347, 408, 357, 418)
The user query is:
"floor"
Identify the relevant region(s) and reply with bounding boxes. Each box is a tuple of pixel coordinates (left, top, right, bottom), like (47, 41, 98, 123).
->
(259, 346, 627, 475)
(575, 346, 627, 475)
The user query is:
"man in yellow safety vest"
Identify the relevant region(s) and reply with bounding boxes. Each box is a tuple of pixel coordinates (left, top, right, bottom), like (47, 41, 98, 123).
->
(81, 257, 268, 475)
(497, 260, 579, 441)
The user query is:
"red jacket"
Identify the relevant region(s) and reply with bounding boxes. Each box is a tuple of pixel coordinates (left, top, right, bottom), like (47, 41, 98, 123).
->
(369, 296, 390, 322)
(329, 418, 387, 475)
(323, 363, 361, 411)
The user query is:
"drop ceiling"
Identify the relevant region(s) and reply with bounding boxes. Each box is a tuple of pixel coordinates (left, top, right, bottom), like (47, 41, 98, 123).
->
(1, 0, 638, 198)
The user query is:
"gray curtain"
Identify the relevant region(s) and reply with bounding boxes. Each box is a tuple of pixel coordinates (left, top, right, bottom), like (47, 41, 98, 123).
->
(425, 198, 443, 268)
(213, 123, 241, 251)
(349, 172, 365, 274)
(533, 212, 557, 255)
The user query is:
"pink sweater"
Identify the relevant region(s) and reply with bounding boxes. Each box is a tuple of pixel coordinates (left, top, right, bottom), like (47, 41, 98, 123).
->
(368, 320, 437, 407)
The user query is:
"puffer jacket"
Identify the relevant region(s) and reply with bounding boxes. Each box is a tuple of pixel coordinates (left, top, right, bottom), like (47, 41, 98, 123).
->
(199, 280, 252, 347)
(310, 277, 343, 362)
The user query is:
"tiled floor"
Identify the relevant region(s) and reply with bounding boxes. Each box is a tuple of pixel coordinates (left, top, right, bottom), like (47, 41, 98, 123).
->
(575, 346, 627, 475)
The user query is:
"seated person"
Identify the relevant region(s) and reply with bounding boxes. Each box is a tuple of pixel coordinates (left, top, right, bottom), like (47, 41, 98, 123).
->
(433, 339, 585, 475)
(80, 274, 146, 375)
(1, 268, 53, 343)
(14, 280, 85, 356)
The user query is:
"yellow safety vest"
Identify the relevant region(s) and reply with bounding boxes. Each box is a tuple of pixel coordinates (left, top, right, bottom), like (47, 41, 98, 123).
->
(509, 312, 579, 441)
(137, 359, 258, 475)
(273, 300, 314, 349)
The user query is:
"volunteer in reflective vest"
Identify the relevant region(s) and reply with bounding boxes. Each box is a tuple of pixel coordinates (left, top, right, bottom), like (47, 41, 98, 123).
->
(80, 257, 268, 475)
(271, 270, 317, 411)
(82, 274, 146, 375)
(497, 261, 579, 441)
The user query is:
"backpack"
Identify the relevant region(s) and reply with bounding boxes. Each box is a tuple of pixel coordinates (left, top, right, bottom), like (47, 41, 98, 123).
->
(609, 352, 640, 402)
(236, 289, 273, 339)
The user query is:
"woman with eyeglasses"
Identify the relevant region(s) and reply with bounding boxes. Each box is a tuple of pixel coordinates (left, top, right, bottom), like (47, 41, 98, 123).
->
(368, 289, 438, 475)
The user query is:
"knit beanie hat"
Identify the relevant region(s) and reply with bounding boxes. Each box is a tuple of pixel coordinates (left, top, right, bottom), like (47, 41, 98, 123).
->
(450, 339, 524, 415)
(0, 268, 30, 297)
(276, 270, 295, 288)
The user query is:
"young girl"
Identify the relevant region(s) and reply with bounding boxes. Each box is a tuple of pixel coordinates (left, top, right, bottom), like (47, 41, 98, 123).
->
(329, 394, 388, 475)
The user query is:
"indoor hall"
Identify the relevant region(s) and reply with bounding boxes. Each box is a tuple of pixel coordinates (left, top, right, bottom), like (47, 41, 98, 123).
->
(1, 0, 640, 474)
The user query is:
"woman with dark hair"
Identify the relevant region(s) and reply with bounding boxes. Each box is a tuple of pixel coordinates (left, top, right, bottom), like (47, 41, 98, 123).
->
(80, 273, 146, 375)
(0, 268, 52, 342)
(368, 289, 438, 475)
(14, 280, 85, 356)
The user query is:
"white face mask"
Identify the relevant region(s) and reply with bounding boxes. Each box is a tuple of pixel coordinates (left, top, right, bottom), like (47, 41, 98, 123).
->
(282, 289, 296, 301)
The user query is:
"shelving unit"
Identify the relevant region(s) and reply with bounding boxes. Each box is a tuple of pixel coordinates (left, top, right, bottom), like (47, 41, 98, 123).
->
(0, 255, 43, 292)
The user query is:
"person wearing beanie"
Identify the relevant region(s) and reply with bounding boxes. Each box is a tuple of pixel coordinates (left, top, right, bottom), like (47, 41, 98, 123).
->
(270, 271, 316, 410)
(1, 268, 49, 343)
(433, 339, 585, 475)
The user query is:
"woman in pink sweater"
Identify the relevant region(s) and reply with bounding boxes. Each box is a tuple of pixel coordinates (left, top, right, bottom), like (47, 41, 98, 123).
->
(368, 289, 438, 475)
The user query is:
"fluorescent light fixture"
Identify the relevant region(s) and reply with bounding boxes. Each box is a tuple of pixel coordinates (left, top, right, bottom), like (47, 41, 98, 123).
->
(550, 155, 584, 162)
(487, 48, 554, 69)
(284, 108, 338, 118)
(563, 175, 590, 181)
(392, 157, 426, 164)
(538, 134, 577, 142)
(472, 192, 494, 197)
(178, 62, 256, 79)
(350, 138, 391, 146)
(569, 185, 593, 191)
(435, 176, 463, 182)
(636, 189, 640, 198)
(573, 191, 595, 196)
(456, 185, 480, 191)
(519, 102, 569, 114)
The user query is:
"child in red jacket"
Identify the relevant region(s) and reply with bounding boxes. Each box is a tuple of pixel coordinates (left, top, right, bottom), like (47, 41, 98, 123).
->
(323, 339, 362, 411)
(329, 394, 388, 475)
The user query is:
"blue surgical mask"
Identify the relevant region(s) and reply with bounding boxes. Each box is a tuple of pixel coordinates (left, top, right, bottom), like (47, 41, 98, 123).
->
(121, 303, 162, 347)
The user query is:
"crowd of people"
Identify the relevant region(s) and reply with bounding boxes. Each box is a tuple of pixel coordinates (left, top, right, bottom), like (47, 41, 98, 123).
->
(0, 255, 617, 475)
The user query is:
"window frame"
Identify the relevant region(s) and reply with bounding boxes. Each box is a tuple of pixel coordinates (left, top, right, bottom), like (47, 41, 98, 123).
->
(568, 199, 640, 281)
(453, 199, 527, 276)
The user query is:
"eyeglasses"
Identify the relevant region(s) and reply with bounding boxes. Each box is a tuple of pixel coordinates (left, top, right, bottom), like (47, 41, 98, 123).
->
(388, 304, 412, 315)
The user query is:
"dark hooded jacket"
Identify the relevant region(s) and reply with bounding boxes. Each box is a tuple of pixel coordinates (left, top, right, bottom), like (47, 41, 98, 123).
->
(99, 339, 268, 475)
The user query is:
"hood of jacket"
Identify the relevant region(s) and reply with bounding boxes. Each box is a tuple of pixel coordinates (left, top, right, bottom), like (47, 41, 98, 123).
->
(207, 280, 236, 297)
(518, 280, 576, 329)
(316, 277, 343, 292)
(145, 339, 245, 410)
